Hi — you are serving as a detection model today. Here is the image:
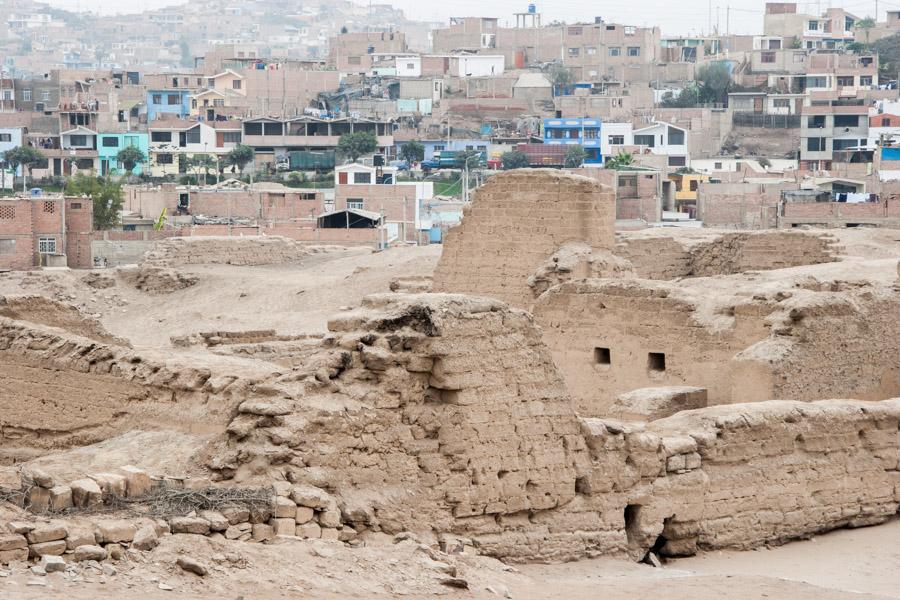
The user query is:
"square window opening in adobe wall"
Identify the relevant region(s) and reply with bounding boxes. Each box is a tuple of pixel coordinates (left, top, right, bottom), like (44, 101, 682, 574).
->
(594, 347, 611, 365)
(648, 352, 666, 372)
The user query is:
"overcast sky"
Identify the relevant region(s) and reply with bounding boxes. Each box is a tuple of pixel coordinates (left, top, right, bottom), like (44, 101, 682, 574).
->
(43, 0, 886, 36)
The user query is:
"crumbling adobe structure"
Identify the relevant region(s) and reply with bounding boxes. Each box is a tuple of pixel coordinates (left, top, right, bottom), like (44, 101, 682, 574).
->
(142, 235, 308, 267)
(2, 293, 899, 565)
(433, 169, 616, 309)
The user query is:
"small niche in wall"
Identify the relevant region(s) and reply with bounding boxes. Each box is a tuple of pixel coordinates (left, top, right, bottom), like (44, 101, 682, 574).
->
(648, 352, 666, 372)
(594, 347, 611, 365)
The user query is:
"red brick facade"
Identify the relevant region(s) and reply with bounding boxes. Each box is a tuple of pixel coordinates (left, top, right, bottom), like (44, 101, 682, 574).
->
(0, 196, 94, 270)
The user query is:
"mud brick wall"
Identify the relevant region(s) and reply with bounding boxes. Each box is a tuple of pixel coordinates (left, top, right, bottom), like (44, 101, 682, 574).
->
(142, 235, 307, 267)
(433, 169, 615, 309)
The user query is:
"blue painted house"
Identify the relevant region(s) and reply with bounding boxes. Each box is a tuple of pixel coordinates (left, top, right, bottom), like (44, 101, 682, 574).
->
(147, 89, 191, 121)
(543, 118, 602, 165)
(97, 132, 150, 175)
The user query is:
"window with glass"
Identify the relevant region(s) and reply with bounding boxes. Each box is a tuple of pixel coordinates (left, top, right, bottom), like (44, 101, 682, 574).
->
(627, 47, 640, 56)
(102, 137, 119, 147)
(38, 237, 56, 254)
(807, 137, 826, 151)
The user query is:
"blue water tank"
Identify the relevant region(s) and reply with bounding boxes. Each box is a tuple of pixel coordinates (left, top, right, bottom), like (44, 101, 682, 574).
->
(528, 3, 536, 13)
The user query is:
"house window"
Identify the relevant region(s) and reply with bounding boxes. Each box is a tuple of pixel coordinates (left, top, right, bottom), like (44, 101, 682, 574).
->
(213, 99, 224, 107)
(38, 237, 57, 254)
(69, 135, 87, 146)
(608, 135, 624, 145)
(433, 145, 444, 152)
(648, 352, 666, 372)
(167, 94, 181, 105)
(70, 202, 82, 209)
(807, 137, 826, 151)
(606, 25, 616, 31)
(836, 76, 854, 87)
(245, 122, 263, 135)
(41, 90, 50, 101)
(773, 99, 790, 108)
(406, 63, 415, 69)
(668, 156, 687, 167)
(354, 172, 371, 184)
(882, 117, 891, 126)
(184, 128, 201, 144)
(191, 99, 198, 109)
(609, 47, 621, 57)
(102, 137, 119, 147)
(568, 26, 583, 35)
(808, 20, 819, 30)
(1, 90, 10, 100)
(634, 134, 655, 147)
(263, 122, 283, 135)
(568, 47, 580, 57)
(594, 347, 611, 365)
(833, 139, 860, 150)
(347, 199, 364, 209)
(587, 47, 597, 55)
(714, 162, 723, 169)
(807, 115, 825, 128)
(0, 239, 14, 255)
(232, 80, 241, 90)
(0, 133, 11, 142)
(627, 47, 640, 56)
(151, 131, 172, 142)
(668, 127, 685, 145)
(834, 115, 859, 128)
(152, 94, 162, 104)
(860, 76, 872, 86)
(157, 153, 174, 164)
(22, 90, 31, 101)
(761, 51, 776, 63)
(223, 132, 241, 143)
(198, 78, 203, 85)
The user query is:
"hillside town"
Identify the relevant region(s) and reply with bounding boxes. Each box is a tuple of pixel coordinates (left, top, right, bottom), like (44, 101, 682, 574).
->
(3, 0, 900, 266)
(1, 2, 900, 599)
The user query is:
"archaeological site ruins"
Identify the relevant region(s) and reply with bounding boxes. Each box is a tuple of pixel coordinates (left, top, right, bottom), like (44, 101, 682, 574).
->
(1, 169, 899, 596)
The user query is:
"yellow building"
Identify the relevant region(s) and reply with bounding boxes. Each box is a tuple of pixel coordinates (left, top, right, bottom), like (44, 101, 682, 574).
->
(669, 172, 710, 211)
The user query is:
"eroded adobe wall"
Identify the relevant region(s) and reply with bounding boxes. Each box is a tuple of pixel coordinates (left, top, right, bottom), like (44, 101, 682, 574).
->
(616, 231, 841, 280)
(432, 169, 615, 309)
(533, 279, 900, 415)
(532, 279, 775, 414)
(0, 318, 263, 452)
(142, 235, 308, 267)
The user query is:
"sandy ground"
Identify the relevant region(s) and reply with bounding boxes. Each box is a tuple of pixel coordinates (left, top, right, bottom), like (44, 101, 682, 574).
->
(1, 519, 898, 599)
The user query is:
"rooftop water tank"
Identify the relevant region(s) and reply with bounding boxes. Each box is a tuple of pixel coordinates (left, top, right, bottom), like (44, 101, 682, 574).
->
(528, 3, 536, 13)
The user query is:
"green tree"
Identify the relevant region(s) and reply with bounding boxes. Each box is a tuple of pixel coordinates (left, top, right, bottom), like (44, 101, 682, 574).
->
(501, 150, 530, 170)
(696, 63, 732, 105)
(660, 86, 700, 108)
(548, 63, 574, 89)
(4, 146, 45, 192)
(189, 154, 217, 184)
(855, 17, 876, 47)
(67, 173, 123, 230)
(337, 131, 378, 163)
(604, 151, 634, 170)
(564, 146, 587, 168)
(115, 146, 147, 175)
(399, 140, 425, 163)
(225, 144, 255, 175)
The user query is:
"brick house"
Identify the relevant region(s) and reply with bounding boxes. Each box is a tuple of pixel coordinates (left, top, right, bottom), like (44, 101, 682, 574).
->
(0, 195, 94, 270)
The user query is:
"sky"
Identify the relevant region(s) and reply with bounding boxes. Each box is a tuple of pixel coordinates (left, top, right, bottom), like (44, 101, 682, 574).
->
(43, 0, 889, 36)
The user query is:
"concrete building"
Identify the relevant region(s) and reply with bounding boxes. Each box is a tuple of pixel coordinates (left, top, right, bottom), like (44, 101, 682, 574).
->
(97, 132, 150, 176)
(0, 194, 93, 270)
(632, 121, 689, 168)
(0, 126, 25, 180)
(147, 89, 191, 121)
(148, 120, 237, 177)
(241, 116, 395, 164)
(327, 31, 408, 74)
(543, 117, 602, 165)
(800, 100, 870, 171)
(763, 2, 858, 49)
(333, 163, 433, 243)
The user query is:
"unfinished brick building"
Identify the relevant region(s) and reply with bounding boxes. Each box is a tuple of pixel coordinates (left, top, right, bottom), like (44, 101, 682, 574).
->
(0, 195, 93, 270)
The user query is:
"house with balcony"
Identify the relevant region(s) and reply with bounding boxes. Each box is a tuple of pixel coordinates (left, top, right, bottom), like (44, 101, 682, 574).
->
(542, 117, 602, 165)
(632, 121, 689, 168)
(800, 100, 870, 171)
(763, 2, 858, 50)
(241, 116, 395, 167)
(148, 120, 224, 177)
(97, 132, 150, 176)
(54, 126, 98, 175)
(147, 89, 191, 121)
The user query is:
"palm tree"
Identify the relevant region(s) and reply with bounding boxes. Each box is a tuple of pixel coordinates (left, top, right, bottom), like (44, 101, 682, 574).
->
(604, 151, 634, 170)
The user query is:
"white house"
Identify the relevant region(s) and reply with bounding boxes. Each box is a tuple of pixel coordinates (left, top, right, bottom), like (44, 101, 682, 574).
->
(600, 122, 634, 161)
(395, 55, 422, 77)
(450, 55, 505, 78)
(148, 120, 222, 176)
(632, 121, 689, 167)
(0, 126, 24, 181)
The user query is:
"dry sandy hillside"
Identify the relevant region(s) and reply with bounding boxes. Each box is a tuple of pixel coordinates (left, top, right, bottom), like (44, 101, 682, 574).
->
(1, 219, 900, 600)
